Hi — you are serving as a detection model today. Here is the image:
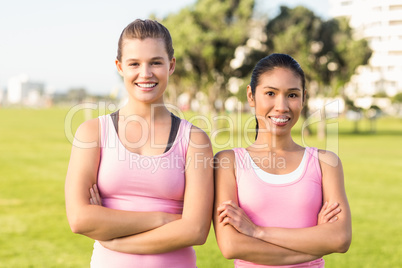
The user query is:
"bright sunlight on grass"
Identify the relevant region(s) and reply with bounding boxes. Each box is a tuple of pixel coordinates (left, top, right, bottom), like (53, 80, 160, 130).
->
(0, 108, 401, 267)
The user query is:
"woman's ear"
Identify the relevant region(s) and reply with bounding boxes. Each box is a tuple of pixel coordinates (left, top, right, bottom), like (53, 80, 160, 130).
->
(247, 85, 255, 107)
(169, 57, 176, 75)
(115, 60, 124, 77)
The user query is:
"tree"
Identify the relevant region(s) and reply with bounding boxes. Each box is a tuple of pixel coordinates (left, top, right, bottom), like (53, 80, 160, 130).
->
(392, 92, 402, 104)
(264, 6, 322, 136)
(321, 17, 372, 95)
(161, 0, 255, 119)
(263, 6, 372, 138)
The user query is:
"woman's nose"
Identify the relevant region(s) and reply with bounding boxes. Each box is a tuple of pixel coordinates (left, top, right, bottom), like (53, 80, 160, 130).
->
(275, 95, 289, 112)
(140, 64, 152, 78)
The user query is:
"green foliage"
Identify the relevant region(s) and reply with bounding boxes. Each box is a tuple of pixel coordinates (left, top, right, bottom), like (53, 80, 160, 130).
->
(392, 92, 402, 103)
(328, 17, 372, 93)
(161, 0, 255, 111)
(373, 91, 388, 98)
(1, 108, 402, 267)
(153, 3, 372, 115)
(264, 6, 372, 97)
(265, 6, 321, 81)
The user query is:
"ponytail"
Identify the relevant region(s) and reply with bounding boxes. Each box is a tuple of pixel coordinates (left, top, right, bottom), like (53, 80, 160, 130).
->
(255, 116, 259, 140)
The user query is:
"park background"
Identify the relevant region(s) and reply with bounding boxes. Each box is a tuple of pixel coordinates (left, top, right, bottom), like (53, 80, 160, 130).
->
(1, 0, 402, 267)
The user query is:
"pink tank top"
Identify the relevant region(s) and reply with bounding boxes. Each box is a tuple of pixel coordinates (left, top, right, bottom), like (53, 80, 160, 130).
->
(233, 147, 325, 268)
(90, 114, 196, 268)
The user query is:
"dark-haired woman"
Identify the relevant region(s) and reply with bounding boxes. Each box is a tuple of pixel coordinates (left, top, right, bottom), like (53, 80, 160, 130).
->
(213, 53, 351, 267)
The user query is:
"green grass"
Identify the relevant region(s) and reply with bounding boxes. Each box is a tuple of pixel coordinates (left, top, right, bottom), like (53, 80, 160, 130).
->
(0, 108, 401, 267)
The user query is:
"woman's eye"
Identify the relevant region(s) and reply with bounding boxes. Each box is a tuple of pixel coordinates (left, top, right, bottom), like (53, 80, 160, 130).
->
(266, 91, 274, 96)
(129, 63, 139, 67)
(289, 93, 298, 98)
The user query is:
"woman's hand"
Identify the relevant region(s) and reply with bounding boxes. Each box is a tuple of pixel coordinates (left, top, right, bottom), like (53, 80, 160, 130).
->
(217, 200, 258, 238)
(89, 183, 181, 224)
(317, 202, 341, 225)
(99, 239, 115, 250)
(89, 184, 102, 206)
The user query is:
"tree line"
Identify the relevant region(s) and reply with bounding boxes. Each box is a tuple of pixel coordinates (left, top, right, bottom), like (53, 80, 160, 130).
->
(155, 0, 372, 135)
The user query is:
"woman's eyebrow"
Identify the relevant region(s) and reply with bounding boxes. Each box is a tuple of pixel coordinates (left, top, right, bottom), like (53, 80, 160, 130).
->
(263, 86, 301, 91)
(125, 56, 165, 62)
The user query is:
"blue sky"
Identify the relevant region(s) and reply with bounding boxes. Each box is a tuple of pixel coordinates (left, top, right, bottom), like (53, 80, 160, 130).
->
(0, 0, 329, 95)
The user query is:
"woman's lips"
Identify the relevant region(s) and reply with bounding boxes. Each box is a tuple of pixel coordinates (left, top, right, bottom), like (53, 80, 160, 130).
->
(269, 116, 290, 126)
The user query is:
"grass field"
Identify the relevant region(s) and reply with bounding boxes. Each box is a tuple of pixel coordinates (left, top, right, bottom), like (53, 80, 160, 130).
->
(0, 107, 401, 267)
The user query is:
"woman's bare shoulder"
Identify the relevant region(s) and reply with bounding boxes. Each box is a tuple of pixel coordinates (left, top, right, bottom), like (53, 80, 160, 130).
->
(73, 118, 101, 147)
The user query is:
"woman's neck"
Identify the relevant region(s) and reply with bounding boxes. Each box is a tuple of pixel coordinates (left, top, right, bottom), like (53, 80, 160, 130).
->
(250, 132, 299, 152)
(120, 99, 171, 122)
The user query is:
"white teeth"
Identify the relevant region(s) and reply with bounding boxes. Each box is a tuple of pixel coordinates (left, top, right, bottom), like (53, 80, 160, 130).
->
(137, 83, 156, 88)
(271, 117, 289, 123)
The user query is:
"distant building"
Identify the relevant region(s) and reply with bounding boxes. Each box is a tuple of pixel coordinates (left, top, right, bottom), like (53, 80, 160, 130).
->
(7, 74, 45, 106)
(329, 0, 402, 97)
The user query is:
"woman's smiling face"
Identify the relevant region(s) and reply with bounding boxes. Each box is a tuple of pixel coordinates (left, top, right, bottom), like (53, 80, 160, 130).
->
(116, 37, 175, 105)
(248, 67, 305, 136)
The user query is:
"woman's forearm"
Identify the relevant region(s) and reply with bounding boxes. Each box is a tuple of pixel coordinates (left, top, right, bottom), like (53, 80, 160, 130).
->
(100, 217, 209, 254)
(216, 224, 321, 266)
(68, 204, 179, 241)
(254, 220, 351, 256)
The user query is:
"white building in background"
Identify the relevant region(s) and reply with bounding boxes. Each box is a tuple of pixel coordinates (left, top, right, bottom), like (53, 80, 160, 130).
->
(329, 0, 402, 98)
(7, 74, 45, 106)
